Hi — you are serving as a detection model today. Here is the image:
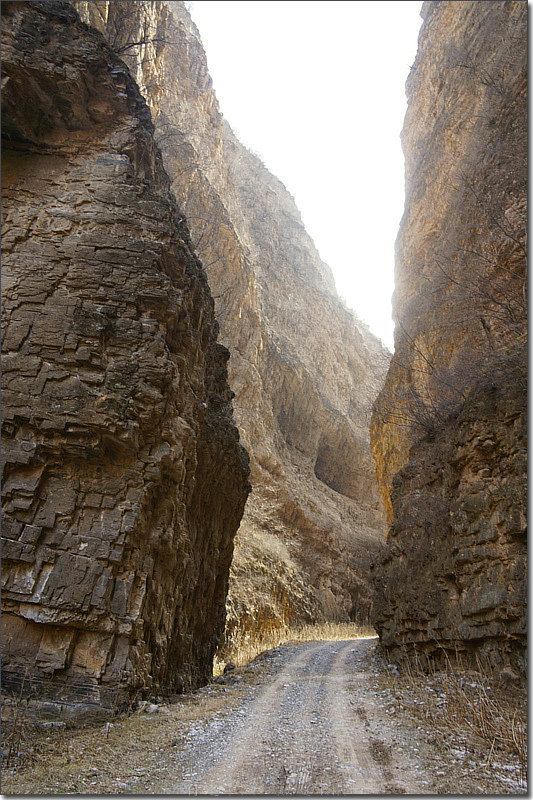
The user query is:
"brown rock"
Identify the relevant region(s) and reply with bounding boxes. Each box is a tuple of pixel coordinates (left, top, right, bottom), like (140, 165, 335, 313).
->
(373, 368, 526, 672)
(370, 1, 526, 673)
(1, 1, 249, 712)
(500, 666, 520, 685)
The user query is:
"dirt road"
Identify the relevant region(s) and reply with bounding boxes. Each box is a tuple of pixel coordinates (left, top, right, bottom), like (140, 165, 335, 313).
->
(2, 635, 524, 794)
(170, 638, 424, 794)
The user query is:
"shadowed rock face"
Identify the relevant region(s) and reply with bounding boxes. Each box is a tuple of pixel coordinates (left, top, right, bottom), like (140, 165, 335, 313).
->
(370, 1, 526, 673)
(1, 1, 249, 713)
(74, 0, 390, 648)
(374, 362, 526, 673)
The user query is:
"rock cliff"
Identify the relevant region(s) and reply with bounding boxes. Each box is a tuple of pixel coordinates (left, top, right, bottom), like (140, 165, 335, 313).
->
(75, 0, 390, 651)
(371, 1, 526, 672)
(1, 0, 249, 713)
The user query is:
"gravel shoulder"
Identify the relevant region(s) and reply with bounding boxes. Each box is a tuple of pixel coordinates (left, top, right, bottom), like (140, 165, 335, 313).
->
(1, 636, 525, 795)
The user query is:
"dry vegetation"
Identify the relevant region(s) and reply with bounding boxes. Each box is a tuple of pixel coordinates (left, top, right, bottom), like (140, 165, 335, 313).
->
(1, 671, 258, 795)
(374, 653, 527, 792)
(214, 621, 376, 672)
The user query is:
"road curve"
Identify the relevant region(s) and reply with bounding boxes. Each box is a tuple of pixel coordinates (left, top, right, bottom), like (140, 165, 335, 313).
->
(169, 638, 425, 794)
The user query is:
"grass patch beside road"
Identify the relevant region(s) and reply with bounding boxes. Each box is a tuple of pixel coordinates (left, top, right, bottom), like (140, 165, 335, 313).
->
(1, 676, 252, 795)
(215, 621, 376, 673)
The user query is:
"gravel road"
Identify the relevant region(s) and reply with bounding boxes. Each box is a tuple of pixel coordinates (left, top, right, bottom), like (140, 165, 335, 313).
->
(169, 638, 425, 794)
(3, 635, 523, 794)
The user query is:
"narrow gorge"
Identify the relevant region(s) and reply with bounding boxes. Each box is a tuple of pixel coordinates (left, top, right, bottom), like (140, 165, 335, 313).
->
(71, 1, 391, 653)
(2, 0, 388, 713)
(1, 0, 526, 732)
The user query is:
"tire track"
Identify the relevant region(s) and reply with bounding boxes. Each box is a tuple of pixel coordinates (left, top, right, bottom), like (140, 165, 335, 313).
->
(191, 641, 334, 794)
(169, 638, 425, 794)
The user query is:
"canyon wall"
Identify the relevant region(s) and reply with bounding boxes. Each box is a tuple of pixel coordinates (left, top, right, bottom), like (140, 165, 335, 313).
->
(371, 1, 527, 673)
(1, 1, 249, 713)
(75, 0, 390, 650)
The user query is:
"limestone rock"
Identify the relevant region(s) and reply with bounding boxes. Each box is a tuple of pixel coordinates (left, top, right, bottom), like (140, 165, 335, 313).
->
(75, 0, 390, 647)
(1, 1, 249, 712)
(370, 1, 526, 671)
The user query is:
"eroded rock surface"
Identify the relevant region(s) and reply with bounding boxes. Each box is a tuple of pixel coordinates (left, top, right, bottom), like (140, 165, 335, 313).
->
(374, 362, 526, 673)
(75, 0, 390, 648)
(370, 1, 526, 672)
(1, 1, 249, 712)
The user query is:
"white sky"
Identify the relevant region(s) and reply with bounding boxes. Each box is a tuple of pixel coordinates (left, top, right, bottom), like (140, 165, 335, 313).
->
(187, 1, 423, 350)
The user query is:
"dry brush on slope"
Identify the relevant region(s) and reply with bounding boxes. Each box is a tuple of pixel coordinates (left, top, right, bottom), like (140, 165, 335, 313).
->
(1, 0, 249, 714)
(370, 0, 527, 674)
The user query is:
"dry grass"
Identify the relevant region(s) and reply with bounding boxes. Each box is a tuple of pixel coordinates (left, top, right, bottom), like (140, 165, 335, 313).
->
(379, 655, 527, 790)
(287, 621, 376, 643)
(1, 681, 249, 795)
(441, 673, 526, 777)
(215, 621, 376, 673)
(2, 668, 31, 770)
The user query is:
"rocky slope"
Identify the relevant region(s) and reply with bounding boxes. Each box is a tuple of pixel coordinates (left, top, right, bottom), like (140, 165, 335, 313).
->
(371, 1, 526, 672)
(1, 0, 249, 713)
(75, 0, 390, 650)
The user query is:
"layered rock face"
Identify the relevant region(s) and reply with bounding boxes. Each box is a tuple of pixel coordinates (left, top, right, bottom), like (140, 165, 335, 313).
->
(371, 1, 526, 672)
(75, 0, 390, 648)
(1, 1, 249, 712)
(374, 364, 526, 673)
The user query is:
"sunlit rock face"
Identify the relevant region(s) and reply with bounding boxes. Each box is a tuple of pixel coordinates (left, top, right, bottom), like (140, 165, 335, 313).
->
(75, 0, 390, 650)
(370, 1, 526, 673)
(1, 1, 249, 713)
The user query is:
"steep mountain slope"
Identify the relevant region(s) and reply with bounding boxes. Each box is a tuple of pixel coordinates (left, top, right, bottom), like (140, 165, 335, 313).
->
(370, 0, 526, 672)
(76, 0, 390, 649)
(1, 0, 249, 712)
